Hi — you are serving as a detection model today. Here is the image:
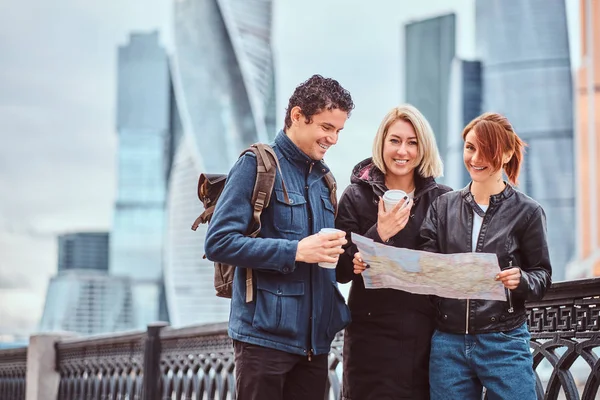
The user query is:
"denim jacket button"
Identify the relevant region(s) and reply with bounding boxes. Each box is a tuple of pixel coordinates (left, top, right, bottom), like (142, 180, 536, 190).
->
(277, 290, 282, 295)
(443, 314, 448, 320)
(491, 317, 497, 322)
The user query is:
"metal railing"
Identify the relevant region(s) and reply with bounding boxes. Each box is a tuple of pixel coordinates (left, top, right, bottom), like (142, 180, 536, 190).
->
(527, 278, 600, 400)
(0, 346, 27, 400)
(55, 329, 145, 399)
(1, 277, 598, 399)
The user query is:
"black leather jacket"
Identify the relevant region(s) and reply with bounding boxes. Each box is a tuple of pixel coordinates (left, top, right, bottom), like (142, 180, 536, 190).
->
(419, 184, 552, 334)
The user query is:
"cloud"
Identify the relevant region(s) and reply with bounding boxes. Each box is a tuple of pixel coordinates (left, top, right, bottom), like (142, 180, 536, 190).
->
(0, 0, 173, 337)
(0, 271, 30, 290)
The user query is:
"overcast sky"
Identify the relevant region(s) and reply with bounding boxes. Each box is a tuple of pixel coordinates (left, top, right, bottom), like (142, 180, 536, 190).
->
(0, 0, 580, 336)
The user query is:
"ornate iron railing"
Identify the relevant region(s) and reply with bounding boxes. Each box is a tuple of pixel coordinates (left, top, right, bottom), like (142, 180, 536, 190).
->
(0, 346, 27, 400)
(151, 323, 345, 400)
(1, 277, 599, 399)
(154, 323, 234, 400)
(55, 329, 145, 400)
(527, 278, 600, 400)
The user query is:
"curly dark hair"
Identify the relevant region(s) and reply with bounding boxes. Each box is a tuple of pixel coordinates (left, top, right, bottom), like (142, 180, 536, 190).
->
(284, 74, 355, 131)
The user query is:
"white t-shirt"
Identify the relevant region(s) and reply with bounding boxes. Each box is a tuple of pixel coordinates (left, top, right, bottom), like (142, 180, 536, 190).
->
(472, 204, 489, 252)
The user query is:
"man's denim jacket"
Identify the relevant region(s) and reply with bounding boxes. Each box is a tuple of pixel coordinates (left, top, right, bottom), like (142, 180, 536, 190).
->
(205, 131, 351, 356)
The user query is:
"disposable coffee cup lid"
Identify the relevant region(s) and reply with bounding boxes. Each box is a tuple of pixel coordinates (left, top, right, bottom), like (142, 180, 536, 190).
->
(320, 228, 343, 234)
(383, 190, 407, 202)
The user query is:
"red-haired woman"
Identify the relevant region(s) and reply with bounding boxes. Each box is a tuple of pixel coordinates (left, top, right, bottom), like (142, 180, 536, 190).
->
(419, 112, 552, 399)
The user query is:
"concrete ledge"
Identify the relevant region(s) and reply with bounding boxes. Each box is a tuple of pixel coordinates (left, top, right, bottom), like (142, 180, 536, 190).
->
(26, 333, 76, 400)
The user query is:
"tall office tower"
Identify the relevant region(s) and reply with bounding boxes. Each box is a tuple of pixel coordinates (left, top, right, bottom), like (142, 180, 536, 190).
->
(111, 31, 172, 328)
(165, 0, 277, 326)
(446, 59, 483, 190)
(405, 13, 456, 182)
(568, 0, 600, 279)
(476, 0, 575, 280)
(58, 232, 109, 272)
(39, 232, 133, 335)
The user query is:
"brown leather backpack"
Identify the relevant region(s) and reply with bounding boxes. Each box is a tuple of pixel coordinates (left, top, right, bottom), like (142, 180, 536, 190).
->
(192, 143, 338, 302)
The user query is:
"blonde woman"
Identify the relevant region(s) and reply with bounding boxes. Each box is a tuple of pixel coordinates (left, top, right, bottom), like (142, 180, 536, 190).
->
(336, 104, 451, 399)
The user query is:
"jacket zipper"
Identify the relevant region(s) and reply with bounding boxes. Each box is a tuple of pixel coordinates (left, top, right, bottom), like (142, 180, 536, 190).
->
(506, 260, 514, 313)
(465, 300, 470, 334)
(467, 198, 484, 335)
(306, 162, 314, 361)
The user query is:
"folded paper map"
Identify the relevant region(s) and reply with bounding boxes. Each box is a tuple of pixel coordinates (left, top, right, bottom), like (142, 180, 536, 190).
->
(352, 233, 506, 301)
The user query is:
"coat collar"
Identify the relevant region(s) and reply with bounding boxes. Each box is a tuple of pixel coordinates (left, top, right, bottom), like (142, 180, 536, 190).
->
(274, 130, 331, 175)
(351, 158, 437, 198)
(461, 182, 515, 217)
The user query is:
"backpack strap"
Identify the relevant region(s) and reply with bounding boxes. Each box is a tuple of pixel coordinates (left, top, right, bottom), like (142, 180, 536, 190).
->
(323, 171, 338, 218)
(245, 144, 289, 238)
(238, 143, 289, 303)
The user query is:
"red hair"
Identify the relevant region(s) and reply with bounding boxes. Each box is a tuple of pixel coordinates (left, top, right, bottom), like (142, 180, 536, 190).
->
(462, 112, 527, 185)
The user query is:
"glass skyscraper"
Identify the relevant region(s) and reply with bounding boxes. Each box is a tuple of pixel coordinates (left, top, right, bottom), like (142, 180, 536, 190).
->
(446, 59, 483, 190)
(405, 13, 456, 182)
(165, 0, 277, 326)
(39, 232, 133, 335)
(58, 232, 109, 272)
(39, 271, 133, 335)
(476, 0, 575, 280)
(111, 31, 172, 328)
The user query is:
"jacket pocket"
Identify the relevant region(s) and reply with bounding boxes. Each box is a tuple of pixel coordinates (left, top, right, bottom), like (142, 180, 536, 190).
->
(321, 195, 335, 227)
(273, 190, 307, 235)
(252, 278, 304, 338)
(327, 283, 351, 340)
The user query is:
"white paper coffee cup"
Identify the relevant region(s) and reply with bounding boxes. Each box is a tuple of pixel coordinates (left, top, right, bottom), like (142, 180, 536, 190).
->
(318, 228, 344, 269)
(382, 190, 407, 212)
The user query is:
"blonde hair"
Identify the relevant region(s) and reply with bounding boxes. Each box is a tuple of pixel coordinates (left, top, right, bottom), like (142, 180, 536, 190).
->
(372, 104, 443, 178)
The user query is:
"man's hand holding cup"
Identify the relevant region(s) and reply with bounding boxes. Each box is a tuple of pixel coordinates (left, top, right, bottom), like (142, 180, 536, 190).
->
(296, 228, 346, 267)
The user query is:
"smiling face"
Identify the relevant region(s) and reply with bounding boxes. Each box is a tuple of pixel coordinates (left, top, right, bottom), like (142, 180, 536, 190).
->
(286, 106, 348, 161)
(382, 119, 420, 179)
(463, 129, 504, 184)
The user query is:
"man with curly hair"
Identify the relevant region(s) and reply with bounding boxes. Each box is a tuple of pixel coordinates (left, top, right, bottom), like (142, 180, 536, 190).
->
(206, 74, 355, 399)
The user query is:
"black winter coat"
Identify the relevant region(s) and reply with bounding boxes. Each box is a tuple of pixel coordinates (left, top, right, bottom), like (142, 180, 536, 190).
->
(335, 158, 451, 400)
(419, 184, 552, 334)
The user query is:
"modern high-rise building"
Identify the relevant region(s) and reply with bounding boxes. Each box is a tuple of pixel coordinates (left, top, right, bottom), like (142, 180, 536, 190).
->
(111, 31, 172, 328)
(58, 232, 109, 272)
(39, 232, 133, 335)
(39, 271, 133, 335)
(446, 59, 483, 190)
(476, 0, 575, 280)
(568, 0, 600, 279)
(165, 0, 277, 326)
(405, 13, 456, 181)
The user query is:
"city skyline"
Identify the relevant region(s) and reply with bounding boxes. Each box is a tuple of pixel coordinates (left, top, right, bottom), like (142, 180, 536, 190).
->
(163, 0, 278, 326)
(0, 0, 585, 336)
(476, 0, 576, 281)
(111, 31, 171, 329)
(39, 231, 134, 335)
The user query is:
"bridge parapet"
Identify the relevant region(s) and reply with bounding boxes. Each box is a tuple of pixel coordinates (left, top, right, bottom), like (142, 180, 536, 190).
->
(0, 277, 598, 399)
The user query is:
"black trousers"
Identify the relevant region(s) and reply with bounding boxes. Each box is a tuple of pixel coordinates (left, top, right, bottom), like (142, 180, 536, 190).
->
(233, 340, 329, 400)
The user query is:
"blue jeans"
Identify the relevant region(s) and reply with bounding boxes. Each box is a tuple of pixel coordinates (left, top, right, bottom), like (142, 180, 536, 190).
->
(429, 323, 536, 400)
